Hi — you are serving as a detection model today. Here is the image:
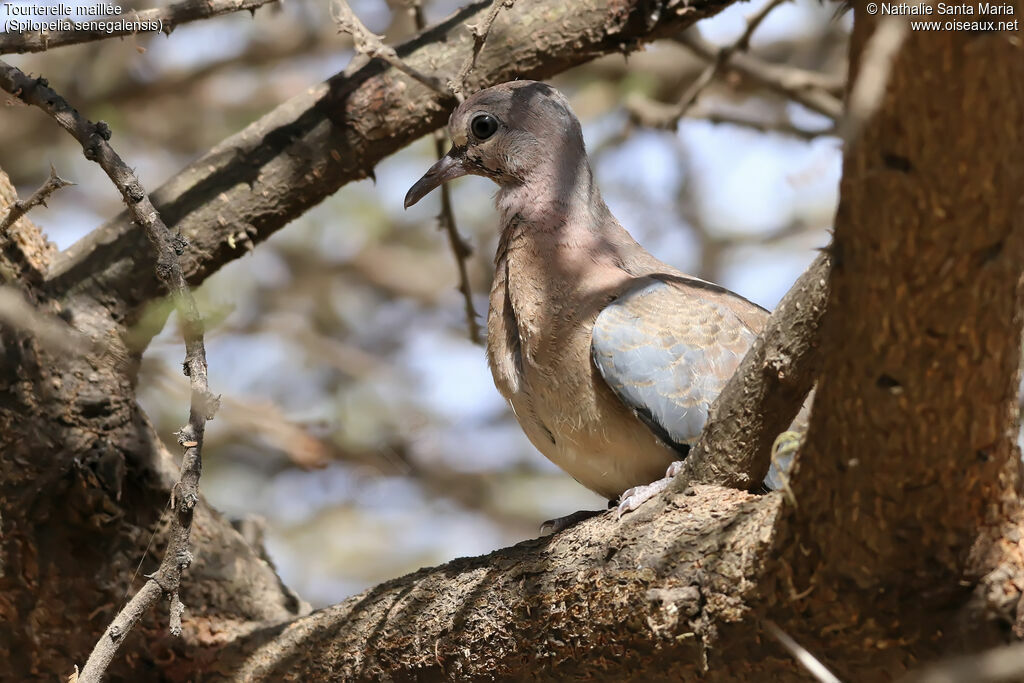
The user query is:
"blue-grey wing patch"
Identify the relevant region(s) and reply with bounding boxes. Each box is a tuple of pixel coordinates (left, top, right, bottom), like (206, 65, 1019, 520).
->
(591, 278, 759, 453)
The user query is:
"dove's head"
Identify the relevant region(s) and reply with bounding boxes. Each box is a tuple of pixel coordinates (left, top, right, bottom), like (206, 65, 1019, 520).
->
(404, 81, 587, 209)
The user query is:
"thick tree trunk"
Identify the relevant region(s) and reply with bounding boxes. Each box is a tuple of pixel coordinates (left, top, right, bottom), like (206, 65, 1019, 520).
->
(777, 15, 1024, 678)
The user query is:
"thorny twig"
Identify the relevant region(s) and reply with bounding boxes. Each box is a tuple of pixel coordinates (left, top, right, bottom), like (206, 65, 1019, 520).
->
(0, 164, 72, 283)
(677, 0, 790, 113)
(332, 0, 450, 96)
(0, 164, 73, 235)
(0, 0, 279, 55)
(450, 0, 515, 102)
(0, 60, 217, 683)
(408, 0, 482, 343)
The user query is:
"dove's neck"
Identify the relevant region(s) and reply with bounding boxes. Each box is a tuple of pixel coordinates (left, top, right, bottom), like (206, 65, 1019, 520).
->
(496, 153, 617, 244)
(493, 150, 658, 279)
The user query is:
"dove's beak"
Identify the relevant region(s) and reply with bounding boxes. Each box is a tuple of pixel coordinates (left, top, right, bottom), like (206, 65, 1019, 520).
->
(404, 147, 468, 209)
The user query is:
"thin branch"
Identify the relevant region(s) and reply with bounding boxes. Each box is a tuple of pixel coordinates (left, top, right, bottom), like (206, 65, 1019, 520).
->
(434, 137, 482, 345)
(0, 164, 71, 283)
(408, 0, 482, 343)
(331, 0, 451, 97)
(627, 92, 836, 138)
(0, 164, 73, 235)
(0, 0, 280, 55)
(627, 0, 793, 128)
(450, 0, 515, 101)
(0, 61, 216, 682)
(679, 0, 789, 111)
(689, 109, 835, 140)
(676, 32, 843, 120)
(764, 620, 843, 683)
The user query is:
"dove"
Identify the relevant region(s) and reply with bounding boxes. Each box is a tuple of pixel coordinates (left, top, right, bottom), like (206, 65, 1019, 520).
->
(405, 81, 799, 530)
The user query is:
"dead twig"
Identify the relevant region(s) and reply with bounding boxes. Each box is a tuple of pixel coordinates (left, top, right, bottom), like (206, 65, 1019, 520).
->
(689, 108, 835, 140)
(628, 0, 844, 132)
(626, 94, 837, 139)
(332, 0, 450, 96)
(0, 164, 73, 235)
(0, 60, 217, 683)
(677, 0, 790, 113)
(676, 33, 843, 120)
(408, 0, 482, 343)
(628, 0, 798, 128)
(0, 0, 279, 55)
(450, 0, 515, 101)
(433, 130, 482, 344)
(0, 164, 71, 283)
(764, 620, 843, 683)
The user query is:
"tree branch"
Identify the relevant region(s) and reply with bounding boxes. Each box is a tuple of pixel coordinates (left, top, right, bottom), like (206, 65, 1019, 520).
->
(44, 0, 734, 325)
(205, 485, 792, 681)
(0, 164, 73, 236)
(671, 32, 843, 121)
(791, 8, 1024, 602)
(0, 60, 218, 682)
(450, 0, 515, 101)
(671, 0, 790, 120)
(331, 0, 452, 97)
(687, 108, 835, 140)
(407, 0, 482, 343)
(0, 0, 280, 55)
(668, 251, 829, 492)
(0, 164, 71, 283)
(837, 16, 908, 145)
(626, 0, 843, 129)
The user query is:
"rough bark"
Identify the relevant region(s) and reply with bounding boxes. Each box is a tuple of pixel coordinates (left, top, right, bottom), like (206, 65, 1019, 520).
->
(209, 486, 793, 682)
(792, 13, 1024, 594)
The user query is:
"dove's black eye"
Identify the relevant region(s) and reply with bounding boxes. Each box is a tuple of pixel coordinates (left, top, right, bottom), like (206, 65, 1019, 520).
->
(470, 113, 499, 140)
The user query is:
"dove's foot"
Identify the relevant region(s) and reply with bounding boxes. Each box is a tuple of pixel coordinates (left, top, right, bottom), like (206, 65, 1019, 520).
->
(616, 459, 687, 518)
(540, 508, 604, 534)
